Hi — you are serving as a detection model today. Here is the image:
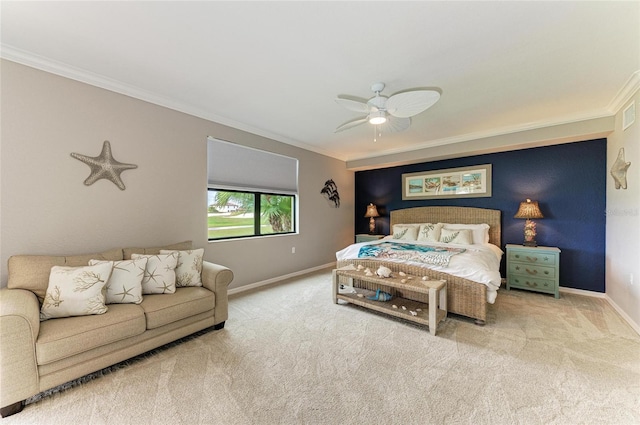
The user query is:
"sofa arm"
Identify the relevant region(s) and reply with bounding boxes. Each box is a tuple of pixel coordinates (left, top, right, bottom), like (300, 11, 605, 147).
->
(201, 261, 233, 326)
(0, 288, 41, 409)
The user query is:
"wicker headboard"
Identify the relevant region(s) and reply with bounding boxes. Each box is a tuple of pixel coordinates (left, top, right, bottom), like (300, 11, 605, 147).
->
(390, 206, 501, 247)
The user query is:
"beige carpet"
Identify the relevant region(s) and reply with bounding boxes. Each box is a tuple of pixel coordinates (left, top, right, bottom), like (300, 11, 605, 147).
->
(4, 268, 639, 425)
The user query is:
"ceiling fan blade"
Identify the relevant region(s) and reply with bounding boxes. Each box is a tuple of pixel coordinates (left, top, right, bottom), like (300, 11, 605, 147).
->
(335, 116, 368, 132)
(335, 96, 370, 114)
(378, 116, 411, 133)
(386, 90, 440, 118)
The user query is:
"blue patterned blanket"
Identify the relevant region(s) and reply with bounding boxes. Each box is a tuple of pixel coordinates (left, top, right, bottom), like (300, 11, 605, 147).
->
(358, 242, 466, 267)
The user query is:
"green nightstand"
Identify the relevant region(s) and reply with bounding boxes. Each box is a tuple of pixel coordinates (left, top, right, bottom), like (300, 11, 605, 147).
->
(355, 234, 385, 243)
(506, 244, 561, 298)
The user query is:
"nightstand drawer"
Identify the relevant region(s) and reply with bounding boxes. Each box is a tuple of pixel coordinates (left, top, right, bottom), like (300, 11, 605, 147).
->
(508, 263, 557, 279)
(508, 250, 557, 266)
(508, 276, 556, 293)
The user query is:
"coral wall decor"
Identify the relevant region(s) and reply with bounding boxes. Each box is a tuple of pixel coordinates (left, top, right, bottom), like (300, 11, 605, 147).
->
(71, 140, 138, 190)
(610, 147, 631, 190)
(321, 179, 340, 207)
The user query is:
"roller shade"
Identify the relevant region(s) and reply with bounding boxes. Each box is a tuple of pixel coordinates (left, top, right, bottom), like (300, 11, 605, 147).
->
(207, 137, 298, 194)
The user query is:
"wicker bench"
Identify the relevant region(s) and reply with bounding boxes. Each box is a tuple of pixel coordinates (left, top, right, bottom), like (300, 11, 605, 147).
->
(332, 267, 447, 336)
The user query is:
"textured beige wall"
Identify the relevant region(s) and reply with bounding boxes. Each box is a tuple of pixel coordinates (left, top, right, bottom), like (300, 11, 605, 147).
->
(0, 60, 354, 290)
(606, 88, 640, 330)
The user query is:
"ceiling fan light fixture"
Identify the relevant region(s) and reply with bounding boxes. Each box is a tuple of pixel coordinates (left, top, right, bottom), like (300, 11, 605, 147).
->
(369, 110, 387, 125)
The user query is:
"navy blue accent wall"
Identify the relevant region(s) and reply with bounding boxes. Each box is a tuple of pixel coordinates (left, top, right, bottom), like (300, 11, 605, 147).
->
(355, 138, 606, 292)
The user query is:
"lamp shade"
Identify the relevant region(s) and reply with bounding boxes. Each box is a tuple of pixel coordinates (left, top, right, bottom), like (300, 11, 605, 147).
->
(364, 203, 380, 218)
(514, 199, 543, 219)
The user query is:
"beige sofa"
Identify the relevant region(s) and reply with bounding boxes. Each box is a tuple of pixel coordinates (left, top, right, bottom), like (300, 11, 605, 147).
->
(0, 241, 233, 417)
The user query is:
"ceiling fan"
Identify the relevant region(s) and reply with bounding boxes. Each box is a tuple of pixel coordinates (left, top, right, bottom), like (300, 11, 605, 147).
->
(334, 82, 440, 136)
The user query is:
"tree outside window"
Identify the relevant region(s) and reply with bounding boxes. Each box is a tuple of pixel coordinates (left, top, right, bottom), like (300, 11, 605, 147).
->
(207, 189, 295, 240)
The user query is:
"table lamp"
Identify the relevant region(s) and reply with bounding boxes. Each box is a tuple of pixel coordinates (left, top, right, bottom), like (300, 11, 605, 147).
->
(514, 199, 544, 246)
(364, 203, 380, 234)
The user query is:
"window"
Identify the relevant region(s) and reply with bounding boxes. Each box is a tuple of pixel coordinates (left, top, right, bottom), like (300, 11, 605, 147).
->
(207, 189, 295, 239)
(207, 138, 298, 241)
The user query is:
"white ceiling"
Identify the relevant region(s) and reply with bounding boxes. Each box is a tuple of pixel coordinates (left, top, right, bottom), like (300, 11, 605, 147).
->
(2, 1, 639, 163)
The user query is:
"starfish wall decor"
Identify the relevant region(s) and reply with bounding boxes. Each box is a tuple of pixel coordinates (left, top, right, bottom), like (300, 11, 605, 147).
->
(71, 140, 138, 190)
(610, 147, 631, 190)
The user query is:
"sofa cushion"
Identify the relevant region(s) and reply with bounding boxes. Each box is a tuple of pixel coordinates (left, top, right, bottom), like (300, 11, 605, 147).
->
(7, 248, 124, 302)
(123, 241, 192, 260)
(140, 287, 214, 329)
(40, 263, 113, 321)
(36, 304, 146, 365)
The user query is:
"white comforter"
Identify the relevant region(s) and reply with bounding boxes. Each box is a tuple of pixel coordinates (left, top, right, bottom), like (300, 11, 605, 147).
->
(336, 237, 503, 303)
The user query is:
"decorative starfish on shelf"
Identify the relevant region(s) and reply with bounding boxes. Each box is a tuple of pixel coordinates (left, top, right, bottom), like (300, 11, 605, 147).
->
(71, 140, 137, 190)
(610, 147, 631, 190)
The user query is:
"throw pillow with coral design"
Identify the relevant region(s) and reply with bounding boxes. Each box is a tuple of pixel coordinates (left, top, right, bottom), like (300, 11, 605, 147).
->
(160, 249, 204, 287)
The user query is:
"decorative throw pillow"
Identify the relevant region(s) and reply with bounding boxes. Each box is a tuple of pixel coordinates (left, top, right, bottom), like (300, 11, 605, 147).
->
(391, 224, 419, 241)
(131, 253, 178, 294)
(40, 262, 113, 321)
(89, 258, 147, 304)
(417, 223, 443, 242)
(439, 228, 474, 245)
(440, 223, 490, 244)
(160, 249, 204, 287)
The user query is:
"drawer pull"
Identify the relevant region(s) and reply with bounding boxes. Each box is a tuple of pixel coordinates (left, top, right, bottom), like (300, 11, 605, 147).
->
(525, 268, 538, 275)
(526, 256, 538, 262)
(525, 281, 538, 287)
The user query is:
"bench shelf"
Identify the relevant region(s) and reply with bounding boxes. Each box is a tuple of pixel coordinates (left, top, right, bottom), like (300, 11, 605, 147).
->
(332, 268, 447, 335)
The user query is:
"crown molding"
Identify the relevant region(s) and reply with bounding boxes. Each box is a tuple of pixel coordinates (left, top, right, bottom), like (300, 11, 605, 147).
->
(0, 44, 341, 161)
(607, 70, 640, 114)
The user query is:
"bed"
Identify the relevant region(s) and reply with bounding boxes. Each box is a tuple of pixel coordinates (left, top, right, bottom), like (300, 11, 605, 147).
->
(336, 206, 502, 324)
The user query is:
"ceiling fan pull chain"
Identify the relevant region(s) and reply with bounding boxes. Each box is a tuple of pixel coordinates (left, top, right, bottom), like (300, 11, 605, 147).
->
(373, 125, 382, 142)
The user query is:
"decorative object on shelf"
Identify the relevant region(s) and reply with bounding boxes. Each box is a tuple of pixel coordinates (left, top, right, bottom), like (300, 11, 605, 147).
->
(514, 199, 544, 247)
(320, 179, 340, 207)
(366, 289, 392, 301)
(375, 266, 392, 278)
(610, 147, 631, 190)
(364, 203, 380, 233)
(71, 140, 137, 190)
(402, 164, 492, 200)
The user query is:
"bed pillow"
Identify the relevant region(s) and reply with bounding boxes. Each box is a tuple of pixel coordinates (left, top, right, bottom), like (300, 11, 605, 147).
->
(440, 223, 490, 244)
(417, 223, 443, 243)
(89, 258, 147, 304)
(160, 249, 204, 287)
(391, 224, 419, 241)
(439, 228, 474, 245)
(40, 262, 113, 321)
(131, 253, 179, 294)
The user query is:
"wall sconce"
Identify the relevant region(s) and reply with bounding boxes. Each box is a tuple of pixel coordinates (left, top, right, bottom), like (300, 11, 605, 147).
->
(514, 199, 544, 246)
(364, 203, 380, 234)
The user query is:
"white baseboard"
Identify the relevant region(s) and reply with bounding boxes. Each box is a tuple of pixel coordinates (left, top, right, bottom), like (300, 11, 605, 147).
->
(605, 294, 640, 336)
(228, 262, 335, 296)
(559, 286, 640, 335)
(559, 286, 607, 298)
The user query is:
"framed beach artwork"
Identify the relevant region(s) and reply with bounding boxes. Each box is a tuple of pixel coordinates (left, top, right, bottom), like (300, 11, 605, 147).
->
(402, 164, 492, 200)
